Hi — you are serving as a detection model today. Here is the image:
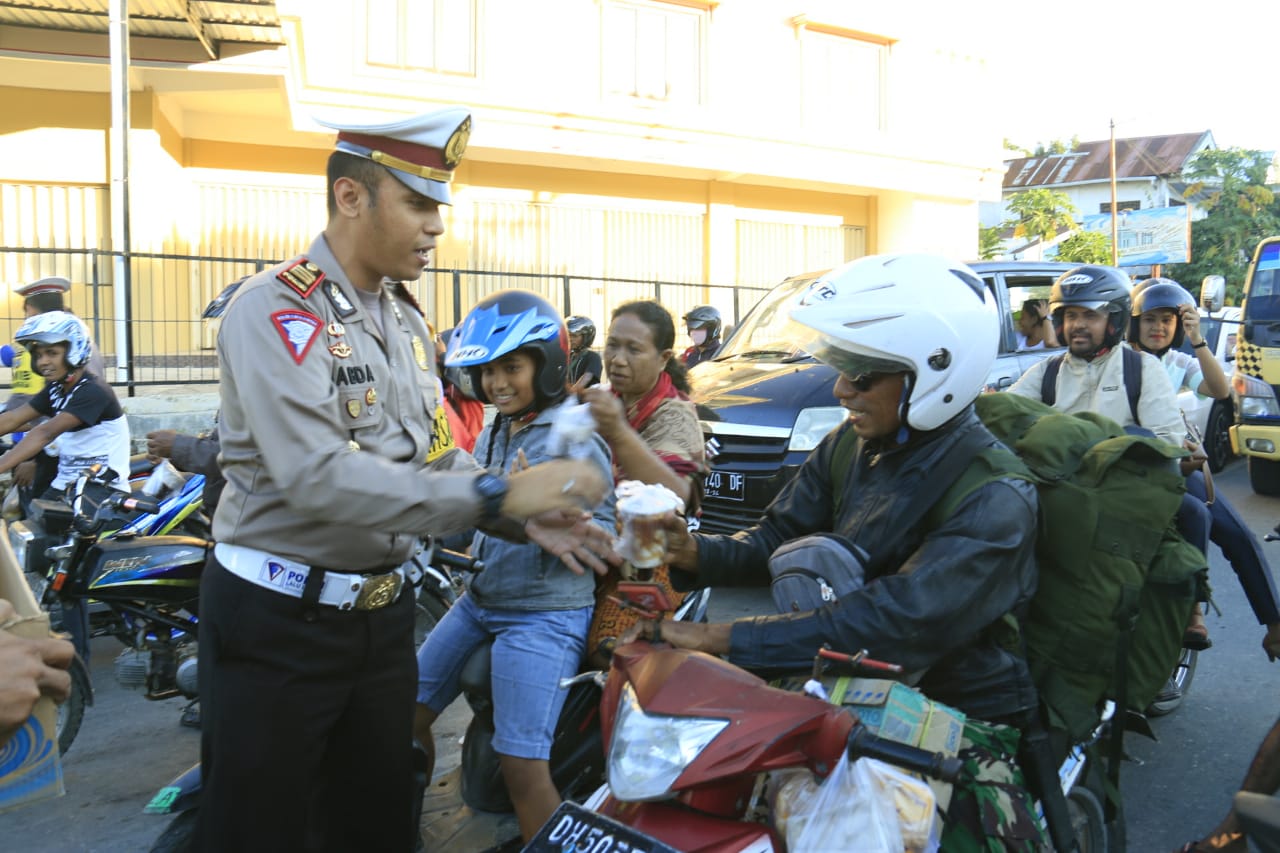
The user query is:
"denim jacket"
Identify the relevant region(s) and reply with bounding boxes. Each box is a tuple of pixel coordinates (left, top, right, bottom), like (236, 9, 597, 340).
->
(468, 401, 616, 610)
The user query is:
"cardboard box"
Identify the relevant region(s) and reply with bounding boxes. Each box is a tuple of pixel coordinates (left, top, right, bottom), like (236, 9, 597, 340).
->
(829, 677, 966, 811)
(0, 519, 65, 813)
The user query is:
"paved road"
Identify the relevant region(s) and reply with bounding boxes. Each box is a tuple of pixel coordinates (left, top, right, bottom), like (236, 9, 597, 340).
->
(3, 457, 1280, 851)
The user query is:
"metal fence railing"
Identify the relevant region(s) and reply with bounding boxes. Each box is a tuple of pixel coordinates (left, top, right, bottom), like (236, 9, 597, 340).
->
(0, 247, 771, 394)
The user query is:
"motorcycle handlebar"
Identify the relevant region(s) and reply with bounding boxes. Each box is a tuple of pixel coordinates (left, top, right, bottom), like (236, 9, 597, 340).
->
(433, 547, 483, 573)
(118, 494, 162, 515)
(847, 723, 964, 784)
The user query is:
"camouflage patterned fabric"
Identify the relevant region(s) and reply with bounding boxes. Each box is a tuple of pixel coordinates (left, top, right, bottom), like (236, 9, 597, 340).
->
(940, 719, 1049, 852)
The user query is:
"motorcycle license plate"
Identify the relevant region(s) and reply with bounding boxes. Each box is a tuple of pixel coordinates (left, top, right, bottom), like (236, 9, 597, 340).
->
(523, 801, 679, 853)
(704, 469, 746, 502)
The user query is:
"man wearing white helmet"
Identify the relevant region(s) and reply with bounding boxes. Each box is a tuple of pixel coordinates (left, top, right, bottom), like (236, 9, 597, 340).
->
(619, 254, 1046, 848)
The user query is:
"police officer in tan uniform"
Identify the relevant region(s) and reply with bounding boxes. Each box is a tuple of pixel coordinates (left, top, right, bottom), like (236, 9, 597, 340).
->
(199, 107, 612, 852)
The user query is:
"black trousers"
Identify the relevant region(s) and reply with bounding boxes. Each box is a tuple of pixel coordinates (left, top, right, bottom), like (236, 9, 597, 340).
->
(196, 556, 417, 853)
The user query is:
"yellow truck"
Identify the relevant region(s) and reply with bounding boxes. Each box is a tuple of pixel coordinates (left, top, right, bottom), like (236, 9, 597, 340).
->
(1230, 236, 1280, 494)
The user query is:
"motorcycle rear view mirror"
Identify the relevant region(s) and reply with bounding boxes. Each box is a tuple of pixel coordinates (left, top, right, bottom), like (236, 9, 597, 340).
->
(1200, 275, 1226, 313)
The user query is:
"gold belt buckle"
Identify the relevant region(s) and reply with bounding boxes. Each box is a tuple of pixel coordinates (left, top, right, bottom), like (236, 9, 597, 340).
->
(354, 571, 403, 610)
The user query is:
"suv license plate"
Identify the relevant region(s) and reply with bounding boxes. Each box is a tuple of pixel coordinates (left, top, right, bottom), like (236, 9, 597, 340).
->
(705, 469, 746, 502)
(525, 801, 678, 853)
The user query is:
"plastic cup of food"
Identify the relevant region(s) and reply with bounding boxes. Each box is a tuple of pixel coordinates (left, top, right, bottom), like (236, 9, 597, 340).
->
(615, 481, 684, 570)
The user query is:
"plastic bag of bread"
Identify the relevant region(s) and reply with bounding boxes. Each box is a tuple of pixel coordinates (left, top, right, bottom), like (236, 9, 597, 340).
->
(783, 757, 907, 852)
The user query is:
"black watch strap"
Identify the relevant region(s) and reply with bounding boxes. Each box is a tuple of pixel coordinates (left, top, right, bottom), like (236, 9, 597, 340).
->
(1193, 340, 1209, 350)
(473, 473, 508, 522)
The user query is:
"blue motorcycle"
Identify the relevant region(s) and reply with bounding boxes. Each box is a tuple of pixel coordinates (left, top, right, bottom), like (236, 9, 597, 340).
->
(12, 465, 211, 753)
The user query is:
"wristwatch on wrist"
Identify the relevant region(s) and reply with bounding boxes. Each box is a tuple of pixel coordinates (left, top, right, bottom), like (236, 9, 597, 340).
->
(1193, 340, 1209, 350)
(473, 473, 508, 523)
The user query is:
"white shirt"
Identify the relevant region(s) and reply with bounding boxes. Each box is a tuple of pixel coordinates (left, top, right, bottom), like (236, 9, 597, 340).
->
(1009, 345, 1184, 446)
(1161, 348, 1206, 398)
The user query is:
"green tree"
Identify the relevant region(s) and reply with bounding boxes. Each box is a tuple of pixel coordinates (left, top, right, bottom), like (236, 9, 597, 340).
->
(1003, 138, 1031, 158)
(1004, 188, 1079, 246)
(1032, 138, 1079, 156)
(1055, 230, 1112, 264)
(1166, 147, 1280, 303)
(978, 224, 1005, 260)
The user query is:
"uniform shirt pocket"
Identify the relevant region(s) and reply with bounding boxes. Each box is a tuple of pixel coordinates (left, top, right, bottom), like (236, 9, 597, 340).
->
(338, 385, 382, 430)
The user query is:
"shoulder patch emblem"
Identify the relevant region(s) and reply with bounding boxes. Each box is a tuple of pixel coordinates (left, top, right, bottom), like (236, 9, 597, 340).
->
(325, 281, 357, 318)
(271, 310, 323, 365)
(277, 259, 325, 298)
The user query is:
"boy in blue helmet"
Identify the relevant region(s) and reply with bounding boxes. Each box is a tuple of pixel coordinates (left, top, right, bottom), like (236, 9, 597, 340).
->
(414, 290, 617, 842)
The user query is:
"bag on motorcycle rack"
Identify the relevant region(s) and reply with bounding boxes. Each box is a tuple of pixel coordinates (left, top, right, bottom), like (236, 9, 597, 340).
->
(949, 393, 1204, 744)
(768, 533, 869, 613)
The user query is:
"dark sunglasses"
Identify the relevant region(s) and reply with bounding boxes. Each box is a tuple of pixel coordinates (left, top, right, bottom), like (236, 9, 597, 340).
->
(843, 372, 885, 392)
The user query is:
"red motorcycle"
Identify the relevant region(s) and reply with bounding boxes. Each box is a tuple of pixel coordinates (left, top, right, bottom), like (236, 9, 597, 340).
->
(525, 642, 963, 853)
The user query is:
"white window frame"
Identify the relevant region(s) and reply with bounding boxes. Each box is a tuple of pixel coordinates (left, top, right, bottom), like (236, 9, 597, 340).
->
(363, 0, 478, 77)
(791, 15, 893, 135)
(600, 0, 711, 107)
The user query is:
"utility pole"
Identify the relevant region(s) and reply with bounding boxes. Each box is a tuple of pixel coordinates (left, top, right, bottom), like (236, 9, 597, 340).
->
(1109, 118, 1119, 267)
(109, 0, 132, 387)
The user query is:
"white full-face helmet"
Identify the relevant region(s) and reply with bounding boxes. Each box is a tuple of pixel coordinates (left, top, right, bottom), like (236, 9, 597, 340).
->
(787, 254, 998, 432)
(16, 310, 93, 369)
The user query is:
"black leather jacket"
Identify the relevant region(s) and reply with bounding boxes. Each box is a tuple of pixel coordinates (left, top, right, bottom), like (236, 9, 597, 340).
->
(673, 407, 1040, 722)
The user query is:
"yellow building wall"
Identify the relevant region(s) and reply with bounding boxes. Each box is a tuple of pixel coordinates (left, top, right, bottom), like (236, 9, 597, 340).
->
(0, 0, 1006, 355)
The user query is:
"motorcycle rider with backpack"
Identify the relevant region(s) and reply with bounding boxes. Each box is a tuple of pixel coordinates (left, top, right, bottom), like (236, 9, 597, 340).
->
(621, 254, 1048, 850)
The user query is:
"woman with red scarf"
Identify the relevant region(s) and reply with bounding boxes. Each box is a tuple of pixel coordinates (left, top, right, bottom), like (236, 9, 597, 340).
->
(579, 300, 708, 663)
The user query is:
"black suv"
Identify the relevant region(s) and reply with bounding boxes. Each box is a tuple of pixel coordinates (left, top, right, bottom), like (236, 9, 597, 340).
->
(690, 261, 1074, 535)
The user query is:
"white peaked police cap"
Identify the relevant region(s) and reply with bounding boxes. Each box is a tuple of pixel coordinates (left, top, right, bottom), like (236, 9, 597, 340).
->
(314, 106, 472, 205)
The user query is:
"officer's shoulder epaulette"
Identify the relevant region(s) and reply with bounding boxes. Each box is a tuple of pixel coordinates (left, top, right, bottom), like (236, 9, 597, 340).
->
(388, 281, 425, 317)
(277, 258, 326, 299)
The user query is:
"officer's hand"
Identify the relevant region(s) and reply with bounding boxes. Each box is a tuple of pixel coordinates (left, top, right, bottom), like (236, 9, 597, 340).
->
(505, 459, 606, 519)
(525, 509, 620, 576)
(579, 386, 628, 444)
(12, 461, 35, 487)
(0, 599, 75, 748)
(146, 429, 178, 461)
(1263, 622, 1280, 661)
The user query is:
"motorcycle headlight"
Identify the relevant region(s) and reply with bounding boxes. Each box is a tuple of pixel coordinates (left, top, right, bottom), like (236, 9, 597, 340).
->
(789, 406, 848, 452)
(9, 521, 34, 572)
(606, 682, 728, 801)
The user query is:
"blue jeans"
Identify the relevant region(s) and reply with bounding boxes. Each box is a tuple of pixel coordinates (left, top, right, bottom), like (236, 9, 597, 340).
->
(1186, 471, 1280, 624)
(416, 592, 591, 760)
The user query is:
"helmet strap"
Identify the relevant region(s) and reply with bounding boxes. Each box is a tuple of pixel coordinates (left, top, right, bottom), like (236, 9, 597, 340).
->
(895, 376, 913, 445)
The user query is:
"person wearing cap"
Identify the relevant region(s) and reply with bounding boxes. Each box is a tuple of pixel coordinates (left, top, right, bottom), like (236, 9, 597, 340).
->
(199, 106, 615, 852)
(3, 277, 107, 506)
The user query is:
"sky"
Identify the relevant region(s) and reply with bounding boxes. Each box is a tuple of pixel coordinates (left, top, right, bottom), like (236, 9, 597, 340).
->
(930, 2, 1279, 153)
